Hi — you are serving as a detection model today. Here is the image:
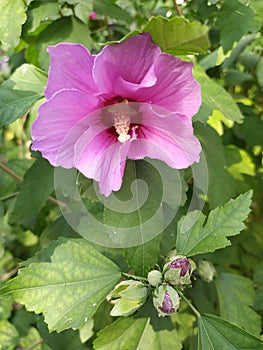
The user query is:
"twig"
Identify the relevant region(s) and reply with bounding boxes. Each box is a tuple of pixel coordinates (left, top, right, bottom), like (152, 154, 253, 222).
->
(1, 266, 19, 282)
(172, 0, 182, 16)
(0, 162, 68, 209)
(0, 162, 23, 183)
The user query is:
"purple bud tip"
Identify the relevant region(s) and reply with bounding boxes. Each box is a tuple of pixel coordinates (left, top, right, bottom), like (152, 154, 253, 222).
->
(168, 258, 191, 277)
(89, 11, 97, 20)
(158, 291, 175, 314)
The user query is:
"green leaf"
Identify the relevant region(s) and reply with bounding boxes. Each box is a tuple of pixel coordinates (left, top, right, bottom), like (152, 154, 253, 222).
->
(171, 309, 196, 343)
(143, 16, 210, 55)
(256, 57, 263, 89)
(75, 2, 93, 24)
(199, 47, 227, 70)
(0, 64, 47, 128)
(198, 314, 263, 349)
(75, 159, 186, 248)
(0, 0, 26, 49)
(37, 316, 86, 350)
(235, 114, 263, 147)
(93, 302, 182, 350)
(0, 320, 19, 350)
(222, 34, 259, 69)
(193, 65, 244, 123)
(216, 273, 261, 335)
(39, 216, 80, 248)
(225, 146, 256, 181)
(37, 16, 93, 70)
(93, 0, 132, 23)
(24, 2, 60, 34)
(194, 123, 239, 208)
(124, 235, 162, 277)
(224, 69, 252, 86)
(10, 158, 54, 228)
(253, 262, 263, 311)
(0, 159, 32, 198)
(176, 190, 252, 256)
(0, 240, 121, 332)
(216, 0, 261, 53)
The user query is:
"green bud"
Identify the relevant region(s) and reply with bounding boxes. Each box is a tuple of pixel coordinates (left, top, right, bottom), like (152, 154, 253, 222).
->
(109, 280, 148, 317)
(197, 260, 216, 282)
(147, 270, 163, 287)
(153, 285, 180, 317)
(163, 254, 195, 286)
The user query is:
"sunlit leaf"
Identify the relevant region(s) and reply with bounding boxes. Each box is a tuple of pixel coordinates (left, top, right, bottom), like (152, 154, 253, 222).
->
(0, 320, 19, 350)
(193, 65, 243, 123)
(94, 302, 182, 350)
(176, 190, 252, 256)
(0, 0, 26, 49)
(0, 64, 47, 128)
(0, 240, 121, 332)
(143, 16, 210, 55)
(24, 2, 60, 34)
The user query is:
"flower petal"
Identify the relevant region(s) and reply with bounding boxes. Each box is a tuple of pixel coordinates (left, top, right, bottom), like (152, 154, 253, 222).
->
(93, 33, 161, 98)
(133, 54, 201, 118)
(45, 43, 97, 99)
(75, 128, 130, 196)
(128, 110, 201, 169)
(31, 89, 101, 167)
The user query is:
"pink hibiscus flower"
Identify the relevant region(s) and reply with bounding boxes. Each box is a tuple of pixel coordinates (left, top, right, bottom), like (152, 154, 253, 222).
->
(31, 33, 201, 196)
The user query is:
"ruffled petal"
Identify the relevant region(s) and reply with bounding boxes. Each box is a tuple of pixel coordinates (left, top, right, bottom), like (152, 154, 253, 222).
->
(128, 110, 201, 169)
(31, 89, 101, 167)
(93, 33, 161, 98)
(75, 127, 130, 196)
(45, 43, 97, 99)
(131, 54, 201, 118)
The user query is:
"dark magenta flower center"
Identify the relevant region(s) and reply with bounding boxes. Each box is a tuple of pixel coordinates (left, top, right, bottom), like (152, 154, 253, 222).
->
(168, 258, 191, 277)
(102, 97, 142, 143)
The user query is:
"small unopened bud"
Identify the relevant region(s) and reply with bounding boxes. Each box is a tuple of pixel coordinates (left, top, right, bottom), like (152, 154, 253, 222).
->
(89, 11, 97, 20)
(197, 260, 216, 282)
(153, 285, 180, 317)
(108, 280, 148, 317)
(147, 270, 162, 287)
(163, 255, 195, 286)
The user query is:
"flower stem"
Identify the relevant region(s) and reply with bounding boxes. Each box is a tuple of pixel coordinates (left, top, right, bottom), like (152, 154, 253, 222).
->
(177, 290, 201, 318)
(122, 272, 148, 282)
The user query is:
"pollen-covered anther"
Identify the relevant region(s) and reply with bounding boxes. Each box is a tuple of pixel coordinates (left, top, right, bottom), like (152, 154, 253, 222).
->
(114, 112, 131, 143)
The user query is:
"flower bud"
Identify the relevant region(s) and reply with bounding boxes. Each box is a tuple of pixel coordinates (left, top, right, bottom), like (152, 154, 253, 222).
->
(163, 255, 195, 286)
(153, 285, 180, 317)
(147, 270, 162, 287)
(197, 260, 216, 282)
(89, 11, 97, 20)
(108, 280, 148, 317)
